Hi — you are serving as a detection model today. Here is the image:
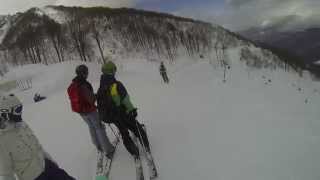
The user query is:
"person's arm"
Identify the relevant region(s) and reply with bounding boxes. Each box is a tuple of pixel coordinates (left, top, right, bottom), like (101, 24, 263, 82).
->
(0, 145, 15, 180)
(80, 84, 96, 104)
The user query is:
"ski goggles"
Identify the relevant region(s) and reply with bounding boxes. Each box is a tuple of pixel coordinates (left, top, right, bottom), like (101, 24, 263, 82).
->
(0, 104, 23, 121)
(0, 109, 10, 121)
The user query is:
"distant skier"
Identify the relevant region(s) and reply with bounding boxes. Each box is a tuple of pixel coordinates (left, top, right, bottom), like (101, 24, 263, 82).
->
(0, 94, 76, 180)
(33, 93, 46, 103)
(67, 64, 114, 157)
(159, 61, 169, 83)
(97, 61, 151, 160)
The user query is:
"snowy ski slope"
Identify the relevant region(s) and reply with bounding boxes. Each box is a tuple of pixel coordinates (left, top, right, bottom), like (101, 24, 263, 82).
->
(2, 58, 320, 180)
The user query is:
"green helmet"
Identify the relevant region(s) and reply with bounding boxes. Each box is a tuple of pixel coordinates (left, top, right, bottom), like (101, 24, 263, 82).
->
(101, 61, 117, 75)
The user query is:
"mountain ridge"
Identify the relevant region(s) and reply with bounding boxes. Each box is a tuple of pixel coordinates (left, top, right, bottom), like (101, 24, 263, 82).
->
(0, 5, 307, 78)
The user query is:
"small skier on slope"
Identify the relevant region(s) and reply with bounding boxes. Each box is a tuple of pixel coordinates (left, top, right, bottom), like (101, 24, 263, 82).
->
(159, 61, 169, 83)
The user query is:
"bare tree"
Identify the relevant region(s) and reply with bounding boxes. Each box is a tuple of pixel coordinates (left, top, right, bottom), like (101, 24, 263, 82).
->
(45, 17, 66, 63)
(90, 19, 106, 63)
(67, 10, 91, 62)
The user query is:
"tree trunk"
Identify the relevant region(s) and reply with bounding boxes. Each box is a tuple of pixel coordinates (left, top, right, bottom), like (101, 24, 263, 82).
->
(95, 36, 105, 63)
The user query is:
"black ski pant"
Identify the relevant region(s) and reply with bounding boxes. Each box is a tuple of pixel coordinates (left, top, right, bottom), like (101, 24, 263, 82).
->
(112, 116, 150, 157)
(161, 72, 169, 83)
(35, 159, 76, 180)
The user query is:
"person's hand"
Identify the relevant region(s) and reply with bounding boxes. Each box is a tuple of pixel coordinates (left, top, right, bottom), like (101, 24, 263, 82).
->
(128, 108, 138, 120)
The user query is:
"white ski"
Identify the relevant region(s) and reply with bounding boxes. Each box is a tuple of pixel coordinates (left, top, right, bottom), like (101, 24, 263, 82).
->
(95, 137, 120, 180)
(141, 125, 158, 179)
(132, 134, 145, 180)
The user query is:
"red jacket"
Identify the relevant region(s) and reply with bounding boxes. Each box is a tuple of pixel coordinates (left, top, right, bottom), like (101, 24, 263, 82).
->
(78, 82, 96, 113)
(68, 76, 96, 113)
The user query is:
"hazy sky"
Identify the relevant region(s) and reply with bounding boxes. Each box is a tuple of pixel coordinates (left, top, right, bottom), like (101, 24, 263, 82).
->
(1, 0, 319, 31)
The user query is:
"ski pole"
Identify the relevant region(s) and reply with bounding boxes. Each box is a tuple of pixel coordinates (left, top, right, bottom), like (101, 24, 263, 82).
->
(108, 124, 120, 139)
(134, 120, 149, 153)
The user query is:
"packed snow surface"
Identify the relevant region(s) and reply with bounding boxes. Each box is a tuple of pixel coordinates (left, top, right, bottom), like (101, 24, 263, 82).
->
(2, 59, 320, 180)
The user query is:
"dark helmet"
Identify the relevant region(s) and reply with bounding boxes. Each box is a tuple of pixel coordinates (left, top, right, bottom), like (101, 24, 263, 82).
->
(75, 64, 88, 78)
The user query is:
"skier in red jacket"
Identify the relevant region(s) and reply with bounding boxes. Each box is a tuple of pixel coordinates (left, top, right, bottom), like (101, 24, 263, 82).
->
(68, 64, 114, 158)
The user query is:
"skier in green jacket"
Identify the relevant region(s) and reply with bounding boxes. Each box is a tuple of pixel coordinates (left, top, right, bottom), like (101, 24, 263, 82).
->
(96, 61, 150, 159)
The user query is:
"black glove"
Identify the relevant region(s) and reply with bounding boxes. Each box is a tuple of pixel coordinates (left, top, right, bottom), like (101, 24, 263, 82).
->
(127, 108, 138, 120)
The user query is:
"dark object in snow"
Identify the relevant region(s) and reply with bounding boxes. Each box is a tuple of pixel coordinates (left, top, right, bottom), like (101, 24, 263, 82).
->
(34, 93, 46, 103)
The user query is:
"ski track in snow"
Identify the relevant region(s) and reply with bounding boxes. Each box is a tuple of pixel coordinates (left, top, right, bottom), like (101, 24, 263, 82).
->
(2, 59, 320, 180)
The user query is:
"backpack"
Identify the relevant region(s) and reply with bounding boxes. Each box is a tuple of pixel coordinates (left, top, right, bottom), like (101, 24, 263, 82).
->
(67, 81, 82, 113)
(96, 84, 118, 123)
